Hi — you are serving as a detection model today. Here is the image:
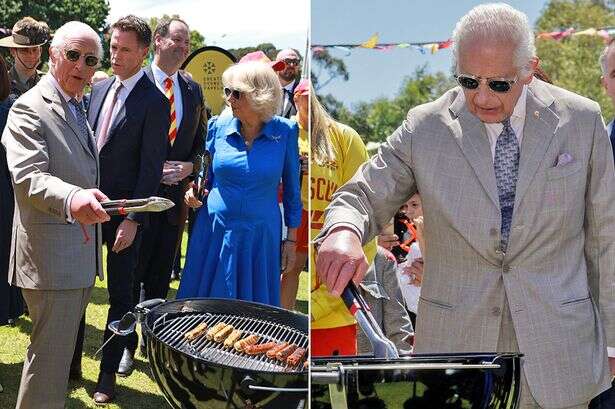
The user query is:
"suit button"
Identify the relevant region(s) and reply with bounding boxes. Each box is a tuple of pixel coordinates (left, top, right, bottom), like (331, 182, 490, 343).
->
(502, 265, 511, 273)
(492, 307, 501, 316)
(489, 228, 498, 237)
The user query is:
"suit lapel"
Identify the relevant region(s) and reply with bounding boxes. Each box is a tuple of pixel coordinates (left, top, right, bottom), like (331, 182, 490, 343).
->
(40, 75, 95, 160)
(448, 92, 500, 208)
(513, 81, 558, 209)
(87, 78, 114, 131)
(177, 74, 192, 145)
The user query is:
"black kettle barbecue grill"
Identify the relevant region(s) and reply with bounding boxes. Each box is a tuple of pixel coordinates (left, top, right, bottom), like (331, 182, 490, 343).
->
(310, 283, 522, 409)
(112, 298, 308, 409)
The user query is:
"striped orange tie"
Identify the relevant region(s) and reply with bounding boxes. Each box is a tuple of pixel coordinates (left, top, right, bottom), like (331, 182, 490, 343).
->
(164, 77, 177, 145)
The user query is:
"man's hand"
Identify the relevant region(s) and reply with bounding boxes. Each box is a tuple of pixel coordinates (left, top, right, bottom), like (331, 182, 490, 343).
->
(112, 219, 138, 253)
(70, 189, 110, 225)
(377, 233, 399, 251)
(316, 226, 369, 296)
(161, 160, 193, 186)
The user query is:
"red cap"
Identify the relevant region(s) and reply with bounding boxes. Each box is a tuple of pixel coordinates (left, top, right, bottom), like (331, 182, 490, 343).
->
(239, 51, 286, 72)
(294, 78, 310, 96)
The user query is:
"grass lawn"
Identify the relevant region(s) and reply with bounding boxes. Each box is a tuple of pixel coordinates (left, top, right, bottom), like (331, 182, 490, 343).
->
(0, 232, 309, 408)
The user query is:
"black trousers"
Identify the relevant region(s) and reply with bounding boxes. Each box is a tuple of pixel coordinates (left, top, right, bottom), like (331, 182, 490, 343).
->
(99, 218, 142, 374)
(127, 212, 178, 352)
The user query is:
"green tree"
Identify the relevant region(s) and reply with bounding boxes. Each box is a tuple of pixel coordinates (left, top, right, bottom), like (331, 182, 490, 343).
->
(230, 43, 282, 61)
(311, 48, 349, 91)
(535, 0, 615, 119)
(148, 15, 206, 53)
(0, 0, 109, 32)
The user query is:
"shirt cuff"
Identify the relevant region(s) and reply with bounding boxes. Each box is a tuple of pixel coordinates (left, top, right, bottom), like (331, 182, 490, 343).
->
(65, 189, 77, 223)
(607, 347, 615, 358)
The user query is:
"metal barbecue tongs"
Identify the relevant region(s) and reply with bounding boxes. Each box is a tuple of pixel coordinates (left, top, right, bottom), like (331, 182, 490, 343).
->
(341, 282, 400, 359)
(101, 196, 174, 216)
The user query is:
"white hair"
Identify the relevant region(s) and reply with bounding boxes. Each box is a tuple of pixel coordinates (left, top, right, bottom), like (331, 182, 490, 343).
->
(222, 61, 283, 122)
(599, 42, 615, 75)
(49, 21, 103, 70)
(452, 3, 536, 76)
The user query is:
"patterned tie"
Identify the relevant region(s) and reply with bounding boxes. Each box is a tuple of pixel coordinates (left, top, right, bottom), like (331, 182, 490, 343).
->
(493, 118, 519, 251)
(69, 98, 93, 152)
(164, 77, 177, 145)
(96, 81, 122, 152)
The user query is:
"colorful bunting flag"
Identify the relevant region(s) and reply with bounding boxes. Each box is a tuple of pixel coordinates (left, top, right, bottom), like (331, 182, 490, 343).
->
(360, 33, 379, 49)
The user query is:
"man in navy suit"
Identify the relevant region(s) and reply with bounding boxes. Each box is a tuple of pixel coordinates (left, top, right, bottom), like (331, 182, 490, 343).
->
(600, 41, 615, 162)
(86, 15, 169, 404)
(128, 15, 205, 361)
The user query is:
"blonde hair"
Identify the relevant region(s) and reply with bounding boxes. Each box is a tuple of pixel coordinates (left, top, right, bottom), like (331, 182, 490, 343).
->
(310, 91, 335, 164)
(222, 61, 282, 122)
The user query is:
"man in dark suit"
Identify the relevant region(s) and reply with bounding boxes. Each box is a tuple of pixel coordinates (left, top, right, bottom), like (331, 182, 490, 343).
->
(275, 48, 301, 118)
(127, 16, 204, 364)
(86, 15, 169, 404)
(600, 41, 615, 163)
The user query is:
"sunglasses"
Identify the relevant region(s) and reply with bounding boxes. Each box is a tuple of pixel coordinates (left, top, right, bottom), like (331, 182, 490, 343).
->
(455, 74, 517, 93)
(223, 87, 242, 100)
(64, 49, 99, 67)
(283, 58, 300, 66)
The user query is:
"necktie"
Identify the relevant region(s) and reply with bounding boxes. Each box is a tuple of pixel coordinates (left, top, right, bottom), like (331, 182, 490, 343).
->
(164, 77, 177, 145)
(69, 98, 93, 152)
(97, 82, 122, 152)
(493, 118, 519, 251)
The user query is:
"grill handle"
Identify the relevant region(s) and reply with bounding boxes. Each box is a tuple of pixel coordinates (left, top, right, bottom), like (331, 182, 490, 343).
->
(240, 376, 308, 394)
(341, 283, 399, 359)
(135, 298, 165, 320)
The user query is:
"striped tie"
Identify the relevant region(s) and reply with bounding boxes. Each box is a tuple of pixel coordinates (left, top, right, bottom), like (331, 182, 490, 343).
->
(164, 77, 177, 145)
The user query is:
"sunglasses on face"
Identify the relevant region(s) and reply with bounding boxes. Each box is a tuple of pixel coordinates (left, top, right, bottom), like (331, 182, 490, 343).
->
(223, 87, 242, 100)
(64, 49, 99, 67)
(455, 74, 517, 93)
(283, 58, 300, 66)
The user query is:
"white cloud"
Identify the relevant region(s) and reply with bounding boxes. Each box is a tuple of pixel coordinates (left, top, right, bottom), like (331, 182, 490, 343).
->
(107, 0, 309, 51)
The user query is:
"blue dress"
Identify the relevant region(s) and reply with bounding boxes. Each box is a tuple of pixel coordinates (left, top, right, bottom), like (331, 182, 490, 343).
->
(177, 115, 302, 306)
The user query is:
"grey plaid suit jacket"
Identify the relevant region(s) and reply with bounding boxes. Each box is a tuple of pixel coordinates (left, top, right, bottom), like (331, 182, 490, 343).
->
(2, 74, 103, 290)
(321, 79, 615, 407)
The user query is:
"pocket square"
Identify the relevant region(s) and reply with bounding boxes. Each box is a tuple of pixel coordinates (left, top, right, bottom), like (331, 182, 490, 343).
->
(553, 153, 573, 167)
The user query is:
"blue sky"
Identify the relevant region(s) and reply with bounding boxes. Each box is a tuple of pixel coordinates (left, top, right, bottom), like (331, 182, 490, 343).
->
(107, 0, 309, 53)
(312, 0, 548, 108)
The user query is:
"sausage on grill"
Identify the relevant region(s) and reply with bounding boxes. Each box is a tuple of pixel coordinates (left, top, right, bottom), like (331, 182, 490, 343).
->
(234, 334, 260, 352)
(266, 342, 288, 359)
(244, 341, 277, 355)
(184, 322, 208, 341)
(286, 347, 306, 367)
(223, 329, 243, 348)
(276, 343, 297, 361)
(206, 322, 228, 340)
(213, 324, 234, 342)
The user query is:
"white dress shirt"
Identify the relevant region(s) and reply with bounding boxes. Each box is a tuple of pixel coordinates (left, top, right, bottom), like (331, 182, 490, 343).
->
(151, 62, 183, 129)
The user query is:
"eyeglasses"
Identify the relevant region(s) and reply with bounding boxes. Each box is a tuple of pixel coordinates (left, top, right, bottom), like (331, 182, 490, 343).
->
(455, 74, 517, 93)
(283, 58, 300, 66)
(64, 49, 99, 67)
(223, 87, 242, 100)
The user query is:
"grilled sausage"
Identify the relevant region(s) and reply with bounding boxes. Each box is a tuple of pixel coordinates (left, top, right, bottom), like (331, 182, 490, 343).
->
(244, 341, 277, 355)
(266, 342, 288, 359)
(184, 322, 208, 341)
(276, 343, 297, 361)
(213, 324, 234, 342)
(206, 322, 227, 340)
(234, 334, 260, 352)
(223, 329, 243, 348)
(286, 347, 306, 367)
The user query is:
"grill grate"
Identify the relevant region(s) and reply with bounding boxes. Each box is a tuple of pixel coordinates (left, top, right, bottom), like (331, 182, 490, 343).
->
(153, 312, 308, 373)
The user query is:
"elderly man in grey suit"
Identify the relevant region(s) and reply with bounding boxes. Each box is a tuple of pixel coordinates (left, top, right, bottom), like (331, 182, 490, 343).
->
(316, 4, 615, 409)
(2, 21, 110, 409)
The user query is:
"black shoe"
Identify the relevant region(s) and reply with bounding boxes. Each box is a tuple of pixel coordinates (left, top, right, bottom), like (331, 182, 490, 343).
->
(117, 348, 134, 377)
(93, 371, 116, 405)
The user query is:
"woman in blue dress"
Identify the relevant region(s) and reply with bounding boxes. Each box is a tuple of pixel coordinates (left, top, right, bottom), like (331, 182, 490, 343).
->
(177, 61, 302, 306)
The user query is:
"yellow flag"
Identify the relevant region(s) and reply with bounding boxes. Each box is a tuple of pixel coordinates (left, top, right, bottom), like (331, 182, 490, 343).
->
(573, 28, 597, 36)
(361, 33, 379, 48)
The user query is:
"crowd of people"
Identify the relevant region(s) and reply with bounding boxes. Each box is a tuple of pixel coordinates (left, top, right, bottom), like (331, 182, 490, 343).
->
(4, 2, 615, 409)
(0, 14, 306, 408)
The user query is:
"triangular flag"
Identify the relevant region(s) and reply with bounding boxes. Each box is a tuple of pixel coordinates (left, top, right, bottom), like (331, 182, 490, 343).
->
(360, 33, 379, 49)
(573, 28, 596, 36)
